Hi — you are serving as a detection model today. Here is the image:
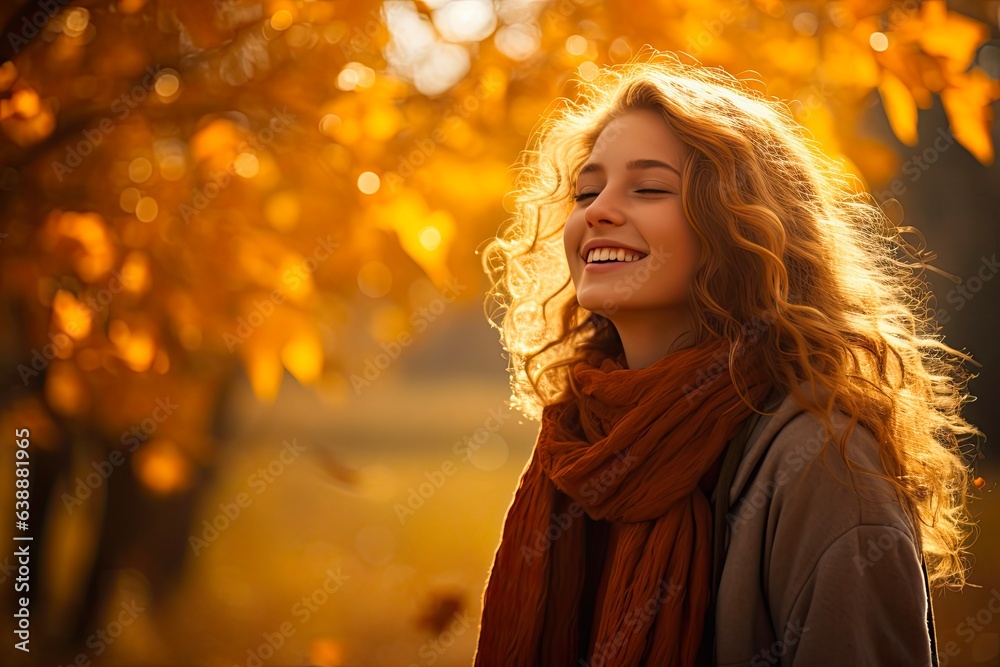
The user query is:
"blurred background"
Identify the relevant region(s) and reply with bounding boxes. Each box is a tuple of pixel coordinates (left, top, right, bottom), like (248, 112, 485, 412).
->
(0, 0, 997, 665)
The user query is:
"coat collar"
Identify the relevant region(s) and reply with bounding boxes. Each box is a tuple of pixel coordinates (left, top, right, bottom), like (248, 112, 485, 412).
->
(716, 380, 829, 508)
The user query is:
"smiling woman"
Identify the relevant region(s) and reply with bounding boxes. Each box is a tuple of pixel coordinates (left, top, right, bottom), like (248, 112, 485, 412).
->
(474, 49, 982, 667)
(563, 107, 701, 371)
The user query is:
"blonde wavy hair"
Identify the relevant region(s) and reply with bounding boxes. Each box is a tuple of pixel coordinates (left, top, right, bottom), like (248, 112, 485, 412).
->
(481, 49, 983, 590)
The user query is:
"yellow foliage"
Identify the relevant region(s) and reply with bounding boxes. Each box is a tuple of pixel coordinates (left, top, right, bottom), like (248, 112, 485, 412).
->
(281, 330, 324, 385)
(120, 251, 152, 295)
(919, 1, 988, 73)
(190, 118, 244, 168)
(242, 341, 285, 403)
(368, 190, 456, 287)
(0, 2, 996, 662)
(133, 440, 193, 494)
(264, 190, 301, 232)
(53, 290, 92, 341)
(42, 211, 115, 283)
(879, 70, 919, 146)
(0, 0, 995, 442)
(820, 31, 880, 88)
(362, 102, 403, 141)
(941, 68, 997, 165)
(45, 361, 87, 416)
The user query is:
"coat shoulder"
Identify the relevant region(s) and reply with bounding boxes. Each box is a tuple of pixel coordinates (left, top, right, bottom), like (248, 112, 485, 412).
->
(762, 406, 914, 534)
(717, 398, 933, 666)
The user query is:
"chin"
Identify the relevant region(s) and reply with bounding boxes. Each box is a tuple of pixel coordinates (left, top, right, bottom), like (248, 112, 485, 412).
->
(575, 289, 614, 315)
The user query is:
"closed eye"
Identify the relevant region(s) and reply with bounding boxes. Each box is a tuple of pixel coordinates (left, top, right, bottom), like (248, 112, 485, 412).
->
(572, 189, 672, 202)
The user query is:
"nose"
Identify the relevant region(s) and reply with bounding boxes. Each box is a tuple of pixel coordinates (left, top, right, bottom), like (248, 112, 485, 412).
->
(584, 189, 625, 228)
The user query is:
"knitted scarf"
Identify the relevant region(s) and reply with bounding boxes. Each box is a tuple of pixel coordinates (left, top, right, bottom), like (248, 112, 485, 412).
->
(473, 338, 773, 666)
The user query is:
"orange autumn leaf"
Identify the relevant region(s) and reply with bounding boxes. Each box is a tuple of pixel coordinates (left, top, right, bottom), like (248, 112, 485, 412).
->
(820, 31, 880, 88)
(281, 329, 324, 385)
(873, 46, 934, 108)
(941, 68, 997, 165)
(919, 1, 990, 73)
(843, 137, 900, 189)
(243, 343, 284, 403)
(878, 70, 919, 146)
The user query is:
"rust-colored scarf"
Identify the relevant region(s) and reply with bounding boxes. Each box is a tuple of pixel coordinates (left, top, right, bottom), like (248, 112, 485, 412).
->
(473, 338, 772, 666)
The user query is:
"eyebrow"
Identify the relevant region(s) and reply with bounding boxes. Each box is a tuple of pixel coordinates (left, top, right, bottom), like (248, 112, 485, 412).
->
(577, 158, 681, 177)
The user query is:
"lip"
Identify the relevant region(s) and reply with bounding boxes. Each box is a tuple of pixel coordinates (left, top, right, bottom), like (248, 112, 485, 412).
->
(579, 238, 649, 261)
(583, 259, 642, 273)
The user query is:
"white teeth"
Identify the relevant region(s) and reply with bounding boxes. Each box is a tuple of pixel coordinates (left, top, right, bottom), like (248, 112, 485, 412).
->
(584, 247, 648, 264)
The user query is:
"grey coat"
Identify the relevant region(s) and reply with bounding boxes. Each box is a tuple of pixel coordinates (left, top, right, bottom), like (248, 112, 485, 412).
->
(709, 381, 937, 666)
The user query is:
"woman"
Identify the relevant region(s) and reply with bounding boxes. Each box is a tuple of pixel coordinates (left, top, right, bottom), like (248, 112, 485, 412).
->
(472, 50, 983, 666)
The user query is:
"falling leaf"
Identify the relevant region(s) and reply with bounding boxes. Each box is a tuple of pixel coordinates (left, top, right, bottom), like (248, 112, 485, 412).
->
(416, 589, 465, 635)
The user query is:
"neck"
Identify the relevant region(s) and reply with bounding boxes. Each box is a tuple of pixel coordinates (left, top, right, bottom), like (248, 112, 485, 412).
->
(607, 306, 698, 369)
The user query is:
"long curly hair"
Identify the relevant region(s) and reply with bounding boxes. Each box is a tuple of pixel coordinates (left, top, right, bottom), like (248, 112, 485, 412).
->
(481, 49, 983, 590)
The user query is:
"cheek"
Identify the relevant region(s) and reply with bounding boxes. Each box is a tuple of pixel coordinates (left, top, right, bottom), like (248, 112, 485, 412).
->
(680, 224, 701, 275)
(665, 224, 700, 283)
(562, 213, 584, 261)
(661, 207, 700, 268)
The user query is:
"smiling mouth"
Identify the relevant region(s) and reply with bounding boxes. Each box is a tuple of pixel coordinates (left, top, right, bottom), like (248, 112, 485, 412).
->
(585, 247, 648, 264)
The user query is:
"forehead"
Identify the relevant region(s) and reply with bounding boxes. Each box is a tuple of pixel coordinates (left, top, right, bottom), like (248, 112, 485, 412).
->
(586, 107, 688, 165)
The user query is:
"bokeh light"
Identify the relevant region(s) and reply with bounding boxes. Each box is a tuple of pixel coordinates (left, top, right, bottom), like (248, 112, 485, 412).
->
(357, 171, 380, 194)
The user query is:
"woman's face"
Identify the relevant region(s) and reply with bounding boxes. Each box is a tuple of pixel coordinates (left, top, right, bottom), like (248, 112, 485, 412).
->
(562, 107, 701, 321)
